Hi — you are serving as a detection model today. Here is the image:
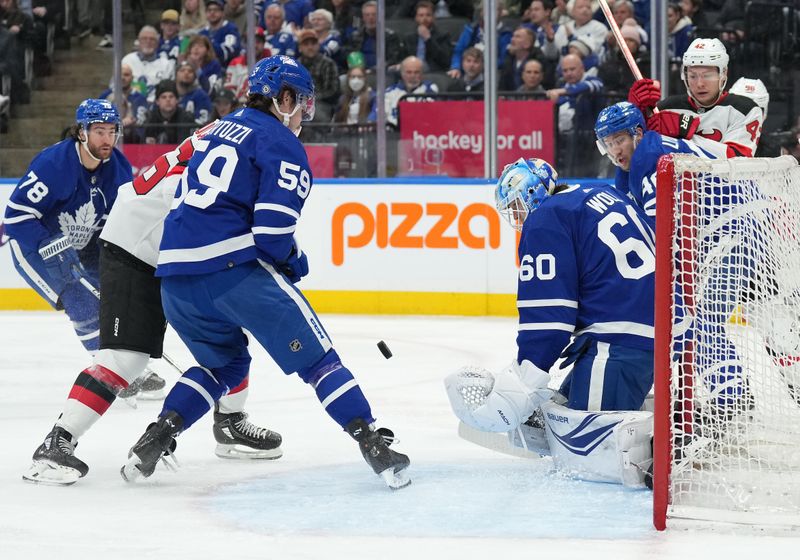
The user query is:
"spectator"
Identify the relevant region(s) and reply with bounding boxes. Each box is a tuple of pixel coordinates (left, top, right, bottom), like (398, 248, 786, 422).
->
(184, 34, 224, 96)
(550, 0, 572, 25)
(546, 53, 604, 134)
(262, 3, 297, 58)
(224, 26, 270, 104)
(780, 126, 800, 162)
(210, 88, 238, 120)
(500, 26, 546, 91)
(181, 0, 207, 36)
(518, 58, 546, 95)
(679, 0, 710, 32)
(667, 3, 693, 66)
(310, 8, 345, 70)
(446, 46, 484, 95)
(598, 19, 650, 93)
(275, 0, 313, 33)
(402, 0, 453, 73)
(121, 25, 175, 103)
(565, 38, 598, 76)
(223, 0, 248, 33)
(334, 65, 375, 124)
(324, 0, 358, 41)
(544, 0, 608, 59)
(524, 0, 560, 61)
(176, 61, 212, 125)
(448, 0, 513, 78)
(99, 63, 149, 129)
(297, 28, 340, 122)
(199, 0, 241, 67)
(29, 1, 63, 76)
(158, 9, 182, 64)
(143, 79, 197, 144)
(0, 0, 33, 104)
(371, 55, 438, 128)
(346, 0, 405, 70)
(717, 0, 746, 48)
(606, 1, 648, 49)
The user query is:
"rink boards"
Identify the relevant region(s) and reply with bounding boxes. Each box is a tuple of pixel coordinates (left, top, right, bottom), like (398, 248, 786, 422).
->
(0, 177, 608, 315)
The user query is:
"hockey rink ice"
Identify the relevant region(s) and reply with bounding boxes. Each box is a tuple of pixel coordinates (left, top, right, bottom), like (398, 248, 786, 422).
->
(1, 311, 799, 558)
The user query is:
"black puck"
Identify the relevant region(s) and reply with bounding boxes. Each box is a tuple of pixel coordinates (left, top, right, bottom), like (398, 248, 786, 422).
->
(377, 340, 392, 359)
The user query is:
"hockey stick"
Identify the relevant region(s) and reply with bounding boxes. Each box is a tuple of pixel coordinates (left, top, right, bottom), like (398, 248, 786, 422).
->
(597, 0, 659, 113)
(457, 421, 542, 460)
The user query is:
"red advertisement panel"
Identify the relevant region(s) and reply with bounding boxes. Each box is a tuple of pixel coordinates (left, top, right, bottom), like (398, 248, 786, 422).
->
(122, 143, 336, 178)
(398, 99, 555, 177)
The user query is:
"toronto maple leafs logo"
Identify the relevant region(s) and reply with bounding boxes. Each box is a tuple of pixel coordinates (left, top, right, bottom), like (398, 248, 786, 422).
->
(58, 201, 98, 250)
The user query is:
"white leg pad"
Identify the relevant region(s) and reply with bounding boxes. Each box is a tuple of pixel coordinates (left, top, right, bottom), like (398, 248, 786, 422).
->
(541, 401, 653, 487)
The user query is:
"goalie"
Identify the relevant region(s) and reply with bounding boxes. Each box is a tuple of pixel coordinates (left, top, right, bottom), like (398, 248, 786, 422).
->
(445, 158, 655, 487)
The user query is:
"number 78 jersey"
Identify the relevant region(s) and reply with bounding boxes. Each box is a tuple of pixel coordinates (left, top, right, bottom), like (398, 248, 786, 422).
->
(156, 108, 313, 277)
(515, 184, 655, 371)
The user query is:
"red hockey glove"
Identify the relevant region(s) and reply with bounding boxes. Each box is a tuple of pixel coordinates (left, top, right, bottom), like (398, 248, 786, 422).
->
(646, 111, 700, 140)
(628, 78, 662, 112)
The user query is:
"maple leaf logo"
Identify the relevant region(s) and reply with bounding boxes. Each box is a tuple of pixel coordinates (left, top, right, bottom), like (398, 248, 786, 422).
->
(58, 201, 98, 250)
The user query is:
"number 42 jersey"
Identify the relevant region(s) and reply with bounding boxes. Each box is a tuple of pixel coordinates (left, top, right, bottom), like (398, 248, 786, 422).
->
(515, 184, 656, 371)
(156, 108, 312, 277)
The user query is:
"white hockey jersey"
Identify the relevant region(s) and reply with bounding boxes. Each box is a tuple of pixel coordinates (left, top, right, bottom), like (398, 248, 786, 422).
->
(657, 92, 763, 157)
(99, 121, 218, 267)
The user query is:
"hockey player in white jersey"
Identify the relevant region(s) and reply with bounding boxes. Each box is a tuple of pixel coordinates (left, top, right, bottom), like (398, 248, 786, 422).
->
(23, 122, 283, 486)
(628, 38, 763, 158)
(445, 158, 655, 487)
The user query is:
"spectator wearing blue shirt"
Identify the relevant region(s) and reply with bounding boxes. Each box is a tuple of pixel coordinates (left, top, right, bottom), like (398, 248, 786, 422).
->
(199, 0, 241, 67)
(158, 9, 182, 64)
(346, 0, 405, 69)
(185, 34, 225, 96)
(523, 0, 560, 61)
(175, 61, 213, 125)
(268, 0, 313, 33)
(447, 0, 513, 79)
(310, 8, 345, 70)
(262, 2, 297, 58)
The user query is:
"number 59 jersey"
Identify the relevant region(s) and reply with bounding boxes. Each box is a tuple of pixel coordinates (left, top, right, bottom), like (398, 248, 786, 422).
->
(515, 184, 656, 371)
(156, 108, 312, 277)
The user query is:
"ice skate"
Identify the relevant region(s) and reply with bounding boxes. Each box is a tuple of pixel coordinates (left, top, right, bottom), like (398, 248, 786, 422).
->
(212, 405, 283, 459)
(345, 418, 411, 490)
(120, 411, 182, 482)
(118, 369, 167, 408)
(23, 426, 89, 486)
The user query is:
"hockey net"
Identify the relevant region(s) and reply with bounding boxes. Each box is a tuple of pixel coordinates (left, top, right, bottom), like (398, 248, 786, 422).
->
(653, 154, 800, 530)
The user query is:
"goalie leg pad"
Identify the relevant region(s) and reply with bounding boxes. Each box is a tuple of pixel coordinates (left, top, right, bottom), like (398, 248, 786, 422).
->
(541, 401, 653, 487)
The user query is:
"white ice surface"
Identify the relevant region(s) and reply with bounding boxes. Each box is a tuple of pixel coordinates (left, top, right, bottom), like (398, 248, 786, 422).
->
(1, 311, 799, 559)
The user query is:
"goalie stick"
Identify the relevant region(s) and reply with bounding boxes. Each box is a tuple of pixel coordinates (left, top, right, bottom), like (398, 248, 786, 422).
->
(457, 421, 542, 460)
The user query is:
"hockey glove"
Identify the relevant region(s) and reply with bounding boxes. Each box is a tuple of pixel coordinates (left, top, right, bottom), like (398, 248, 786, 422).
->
(628, 78, 662, 112)
(38, 234, 85, 285)
(646, 111, 699, 140)
(278, 244, 309, 284)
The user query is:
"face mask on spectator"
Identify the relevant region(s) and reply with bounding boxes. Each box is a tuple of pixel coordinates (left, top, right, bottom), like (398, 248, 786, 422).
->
(349, 77, 365, 92)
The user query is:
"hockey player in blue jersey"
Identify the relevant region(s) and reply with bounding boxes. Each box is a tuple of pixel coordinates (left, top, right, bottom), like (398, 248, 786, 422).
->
(446, 158, 656, 486)
(121, 56, 411, 489)
(3, 99, 131, 353)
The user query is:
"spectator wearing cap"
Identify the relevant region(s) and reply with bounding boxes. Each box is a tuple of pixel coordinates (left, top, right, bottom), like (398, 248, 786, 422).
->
(517, 59, 546, 95)
(500, 27, 549, 92)
(543, 0, 607, 60)
(297, 28, 340, 122)
(261, 3, 297, 58)
(181, 0, 207, 36)
(565, 38, 598, 76)
(184, 34, 224, 96)
(448, 0, 513, 79)
(597, 18, 649, 93)
(143, 79, 197, 144)
(310, 8, 345, 70)
(401, 0, 453, 73)
(224, 26, 271, 104)
(199, 0, 241, 67)
(158, 9, 182, 64)
(446, 46, 484, 96)
(210, 88, 239, 120)
(346, 1, 405, 70)
(176, 61, 213, 125)
(370, 55, 438, 128)
(122, 25, 176, 103)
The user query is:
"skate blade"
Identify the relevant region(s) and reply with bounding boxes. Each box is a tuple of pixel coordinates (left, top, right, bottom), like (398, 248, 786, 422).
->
(214, 443, 283, 460)
(135, 388, 167, 401)
(121, 396, 138, 409)
(380, 466, 411, 490)
(22, 461, 82, 486)
(120, 455, 143, 483)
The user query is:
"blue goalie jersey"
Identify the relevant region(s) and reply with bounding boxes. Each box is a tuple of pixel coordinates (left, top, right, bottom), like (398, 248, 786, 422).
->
(615, 131, 715, 226)
(516, 184, 655, 371)
(156, 108, 312, 276)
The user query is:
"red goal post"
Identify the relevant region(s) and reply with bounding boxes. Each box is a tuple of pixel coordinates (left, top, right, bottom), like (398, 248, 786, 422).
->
(653, 153, 800, 531)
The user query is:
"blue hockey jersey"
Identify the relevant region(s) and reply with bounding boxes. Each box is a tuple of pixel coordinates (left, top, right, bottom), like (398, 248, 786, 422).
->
(179, 88, 213, 125)
(3, 140, 132, 256)
(156, 108, 311, 276)
(200, 20, 241, 67)
(616, 131, 715, 227)
(515, 184, 655, 371)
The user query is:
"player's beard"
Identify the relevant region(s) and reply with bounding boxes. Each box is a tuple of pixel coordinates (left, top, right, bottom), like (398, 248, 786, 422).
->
(88, 141, 113, 161)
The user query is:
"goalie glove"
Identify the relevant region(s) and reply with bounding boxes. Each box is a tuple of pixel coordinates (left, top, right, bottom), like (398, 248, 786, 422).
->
(444, 360, 553, 433)
(646, 111, 699, 140)
(628, 78, 661, 113)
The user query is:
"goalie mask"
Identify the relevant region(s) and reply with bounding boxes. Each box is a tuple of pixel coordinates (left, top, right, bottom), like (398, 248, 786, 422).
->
(495, 158, 558, 231)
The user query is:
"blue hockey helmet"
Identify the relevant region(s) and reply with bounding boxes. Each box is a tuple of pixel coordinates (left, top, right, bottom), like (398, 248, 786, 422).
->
(76, 98, 121, 133)
(248, 55, 316, 122)
(495, 157, 559, 231)
(594, 101, 645, 158)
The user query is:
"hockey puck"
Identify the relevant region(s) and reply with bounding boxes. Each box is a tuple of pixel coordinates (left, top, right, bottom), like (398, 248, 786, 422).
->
(377, 340, 393, 359)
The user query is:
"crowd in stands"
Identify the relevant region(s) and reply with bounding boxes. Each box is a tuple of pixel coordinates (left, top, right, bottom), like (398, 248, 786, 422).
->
(2, 0, 799, 176)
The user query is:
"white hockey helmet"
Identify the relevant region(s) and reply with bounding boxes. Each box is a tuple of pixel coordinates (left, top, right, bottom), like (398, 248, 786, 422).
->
(681, 38, 729, 105)
(730, 77, 770, 119)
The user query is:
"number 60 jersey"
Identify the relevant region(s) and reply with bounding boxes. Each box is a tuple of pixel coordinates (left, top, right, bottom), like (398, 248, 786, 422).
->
(515, 184, 655, 371)
(156, 108, 312, 277)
